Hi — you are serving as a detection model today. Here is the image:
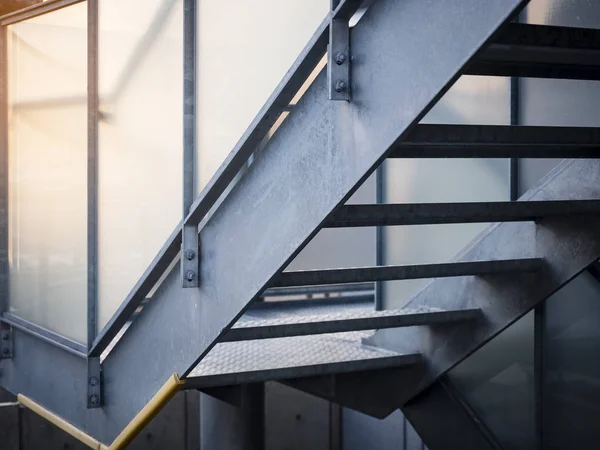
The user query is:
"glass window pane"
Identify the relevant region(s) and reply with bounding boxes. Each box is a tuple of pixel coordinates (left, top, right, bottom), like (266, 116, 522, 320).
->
(383, 76, 510, 309)
(196, 0, 329, 192)
(98, 0, 183, 331)
(543, 272, 600, 449)
(7, 4, 88, 342)
(448, 312, 535, 450)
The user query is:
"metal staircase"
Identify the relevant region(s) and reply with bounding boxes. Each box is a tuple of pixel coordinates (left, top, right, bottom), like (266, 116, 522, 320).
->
(5, 0, 600, 448)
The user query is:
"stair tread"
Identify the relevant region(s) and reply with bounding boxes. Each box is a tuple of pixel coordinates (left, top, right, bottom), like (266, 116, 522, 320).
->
(186, 331, 420, 388)
(470, 23, 600, 80)
(221, 305, 480, 342)
(327, 200, 600, 228)
(272, 258, 543, 287)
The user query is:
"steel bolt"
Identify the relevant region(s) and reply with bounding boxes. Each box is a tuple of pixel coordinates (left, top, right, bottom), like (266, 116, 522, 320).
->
(185, 250, 196, 261)
(186, 271, 196, 282)
(334, 52, 346, 65)
(89, 395, 100, 406)
(1, 332, 8, 341)
(334, 80, 347, 93)
(89, 376, 99, 387)
(2, 347, 10, 356)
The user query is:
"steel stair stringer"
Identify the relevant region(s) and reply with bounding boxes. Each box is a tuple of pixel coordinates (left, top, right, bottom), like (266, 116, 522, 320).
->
(284, 158, 600, 419)
(0, 0, 527, 445)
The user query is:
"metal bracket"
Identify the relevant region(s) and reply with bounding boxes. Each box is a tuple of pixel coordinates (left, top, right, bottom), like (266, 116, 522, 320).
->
(87, 357, 102, 409)
(182, 226, 199, 288)
(328, 11, 351, 101)
(0, 326, 12, 359)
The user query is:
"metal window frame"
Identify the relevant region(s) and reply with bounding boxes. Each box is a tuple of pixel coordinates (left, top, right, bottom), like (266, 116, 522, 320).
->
(0, 0, 86, 26)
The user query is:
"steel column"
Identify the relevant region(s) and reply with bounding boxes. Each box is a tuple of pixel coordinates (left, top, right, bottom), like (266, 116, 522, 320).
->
(0, 25, 8, 316)
(200, 384, 264, 450)
(182, 0, 198, 288)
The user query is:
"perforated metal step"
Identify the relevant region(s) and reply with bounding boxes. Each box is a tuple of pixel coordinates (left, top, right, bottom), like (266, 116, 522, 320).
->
(185, 332, 420, 389)
(222, 305, 481, 342)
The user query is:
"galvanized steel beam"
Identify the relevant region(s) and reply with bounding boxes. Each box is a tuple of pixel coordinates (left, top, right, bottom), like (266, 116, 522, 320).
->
(326, 200, 600, 228)
(272, 259, 542, 288)
(0, 25, 7, 317)
(0, 0, 85, 25)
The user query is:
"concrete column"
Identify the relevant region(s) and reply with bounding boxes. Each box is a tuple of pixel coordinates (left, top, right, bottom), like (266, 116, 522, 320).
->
(200, 383, 265, 450)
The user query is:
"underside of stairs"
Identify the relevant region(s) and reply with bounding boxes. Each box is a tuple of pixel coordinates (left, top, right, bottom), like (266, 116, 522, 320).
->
(4, 0, 600, 448)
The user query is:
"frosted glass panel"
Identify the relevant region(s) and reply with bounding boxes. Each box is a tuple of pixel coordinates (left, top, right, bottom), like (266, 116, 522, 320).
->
(98, 0, 183, 330)
(383, 76, 510, 309)
(196, 0, 329, 191)
(7, 4, 88, 342)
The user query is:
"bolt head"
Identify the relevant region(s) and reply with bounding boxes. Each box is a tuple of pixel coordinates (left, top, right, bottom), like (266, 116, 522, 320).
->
(89, 395, 100, 406)
(334, 80, 348, 93)
(334, 52, 346, 65)
(89, 376, 99, 387)
(2, 348, 9, 355)
(185, 250, 196, 261)
(1, 332, 8, 341)
(186, 271, 196, 282)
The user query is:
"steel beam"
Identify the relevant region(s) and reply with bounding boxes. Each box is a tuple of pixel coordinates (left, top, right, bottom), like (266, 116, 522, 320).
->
(390, 124, 600, 159)
(263, 282, 373, 297)
(365, 159, 600, 407)
(326, 200, 600, 228)
(222, 307, 481, 342)
(272, 259, 542, 288)
(470, 23, 600, 80)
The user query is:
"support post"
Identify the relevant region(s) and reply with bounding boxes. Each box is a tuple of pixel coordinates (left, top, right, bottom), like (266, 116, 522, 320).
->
(328, 2, 351, 101)
(0, 25, 8, 316)
(200, 384, 265, 450)
(182, 0, 199, 288)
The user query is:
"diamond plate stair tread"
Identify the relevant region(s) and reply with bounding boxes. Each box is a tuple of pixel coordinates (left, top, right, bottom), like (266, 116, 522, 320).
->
(234, 305, 478, 328)
(186, 332, 420, 388)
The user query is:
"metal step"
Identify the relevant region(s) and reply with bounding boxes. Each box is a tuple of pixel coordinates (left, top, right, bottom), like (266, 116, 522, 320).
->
(469, 23, 600, 80)
(326, 200, 600, 228)
(390, 125, 600, 158)
(185, 332, 421, 389)
(272, 258, 542, 288)
(223, 306, 481, 342)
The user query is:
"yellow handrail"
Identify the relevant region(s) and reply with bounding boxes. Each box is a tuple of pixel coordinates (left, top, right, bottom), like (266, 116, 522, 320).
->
(18, 373, 186, 450)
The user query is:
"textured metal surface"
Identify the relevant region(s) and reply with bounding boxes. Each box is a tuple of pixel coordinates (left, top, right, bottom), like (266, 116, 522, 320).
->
(186, 332, 420, 389)
(272, 259, 542, 287)
(367, 159, 600, 407)
(264, 282, 373, 297)
(223, 306, 480, 342)
(327, 200, 600, 228)
(328, 18, 350, 101)
(470, 23, 600, 80)
(1, 313, 87, 358)
(86, 357, 101, 409)
(390, 124, 600, 158)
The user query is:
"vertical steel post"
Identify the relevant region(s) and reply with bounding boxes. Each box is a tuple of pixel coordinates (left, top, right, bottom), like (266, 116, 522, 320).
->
(510, 75, 520, 202)
(87, 0, 99, 350)
(0, 25, 8, 317)
(182, 0, 199, 288)
(375, 164, 385, 311)
(87, 0, 102, 409)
